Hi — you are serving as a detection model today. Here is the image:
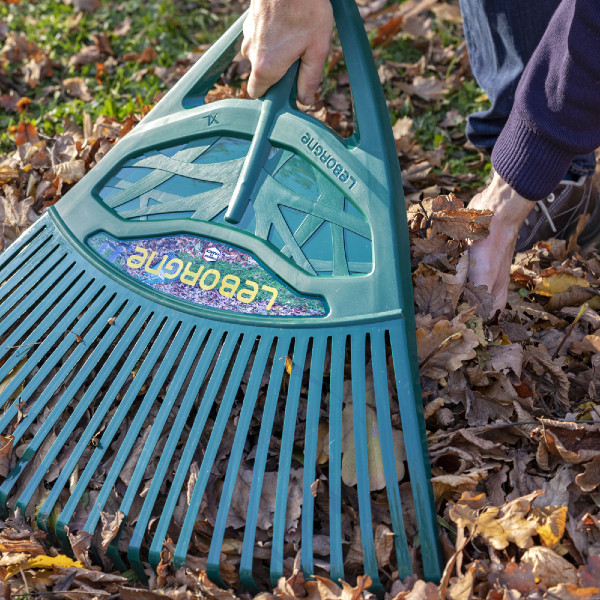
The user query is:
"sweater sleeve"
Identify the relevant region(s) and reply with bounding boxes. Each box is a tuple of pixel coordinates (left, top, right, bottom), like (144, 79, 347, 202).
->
(491, 0, 600, 200)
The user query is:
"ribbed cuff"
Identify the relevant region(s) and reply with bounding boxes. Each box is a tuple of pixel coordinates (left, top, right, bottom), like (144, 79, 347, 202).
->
(491, 110, 574, 201)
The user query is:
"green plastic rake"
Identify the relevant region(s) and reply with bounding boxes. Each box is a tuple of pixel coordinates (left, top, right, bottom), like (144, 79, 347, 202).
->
(0, 0, 442, 591)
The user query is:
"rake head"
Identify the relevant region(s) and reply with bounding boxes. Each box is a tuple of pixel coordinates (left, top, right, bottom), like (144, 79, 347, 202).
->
(0, 0, 442, 592)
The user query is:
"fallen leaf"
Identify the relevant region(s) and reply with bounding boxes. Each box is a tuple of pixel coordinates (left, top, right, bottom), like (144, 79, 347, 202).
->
(416, 318, 479, 379)
(398, 75, 447, 101)
(0, 434, 13, 478)
(430, 208, 492, 241)
(576, 456, 600, 492)
(52, 159, 86, 183)
(68, 44, 101, 66)
(341, 399, 405, 490)
(62, 77, 93, 101)
(5, 554, 84, 579)
(522, 546, 578, 587)
(534, 505, 568, 547)
(14, 120, 39, 147)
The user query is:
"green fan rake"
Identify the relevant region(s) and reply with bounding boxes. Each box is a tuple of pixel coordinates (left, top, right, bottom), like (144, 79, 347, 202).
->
(0, 0, 442, 592)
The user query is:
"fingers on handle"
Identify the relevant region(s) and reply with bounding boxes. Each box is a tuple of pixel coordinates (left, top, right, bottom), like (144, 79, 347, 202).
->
(297, 41, 331, 105)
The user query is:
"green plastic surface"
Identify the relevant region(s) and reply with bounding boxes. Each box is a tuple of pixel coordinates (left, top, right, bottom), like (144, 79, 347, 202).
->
(0, 0, 443, 590)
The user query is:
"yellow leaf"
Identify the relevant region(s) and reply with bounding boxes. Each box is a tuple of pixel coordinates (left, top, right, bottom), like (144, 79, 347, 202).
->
(6, 554, 84, 579)
(534, 505, 568, 547)
(534, 272, 589, 297)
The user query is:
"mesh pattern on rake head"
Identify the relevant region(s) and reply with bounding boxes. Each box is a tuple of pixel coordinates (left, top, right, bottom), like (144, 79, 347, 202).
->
(0, 215, 439, 592)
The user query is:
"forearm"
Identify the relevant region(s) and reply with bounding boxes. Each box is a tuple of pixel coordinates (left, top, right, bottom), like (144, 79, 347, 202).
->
(492, 0, 600, 200)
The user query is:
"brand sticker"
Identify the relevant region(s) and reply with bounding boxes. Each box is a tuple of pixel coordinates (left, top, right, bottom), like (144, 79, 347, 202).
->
(88, 232, 327, 317)
(202, 246, 221, 262)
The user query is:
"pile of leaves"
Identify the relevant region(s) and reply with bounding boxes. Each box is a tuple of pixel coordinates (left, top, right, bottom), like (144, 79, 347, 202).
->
(3, 0, 600, 599)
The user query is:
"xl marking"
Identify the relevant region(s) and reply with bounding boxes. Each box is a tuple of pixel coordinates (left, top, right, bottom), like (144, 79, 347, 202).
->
(203, 114, 219, 126)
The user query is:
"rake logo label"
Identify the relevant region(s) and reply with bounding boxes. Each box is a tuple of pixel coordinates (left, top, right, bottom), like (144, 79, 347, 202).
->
(88, 233, 327, 317)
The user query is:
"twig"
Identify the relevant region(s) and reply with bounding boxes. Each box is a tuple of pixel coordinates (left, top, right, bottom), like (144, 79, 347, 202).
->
(419, 332, 463, 370)
(4, 341, 42, 350)
(554, 302, 588, 357)
(427, 417, 600, 444)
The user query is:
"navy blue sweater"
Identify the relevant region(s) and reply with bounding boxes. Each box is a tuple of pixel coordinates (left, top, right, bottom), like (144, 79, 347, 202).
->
(491, 0, 600, 200)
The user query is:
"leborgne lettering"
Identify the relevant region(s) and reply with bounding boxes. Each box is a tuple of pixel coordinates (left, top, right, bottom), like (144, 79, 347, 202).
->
(127, 246, 280, 311)
(301, 133, 358, 190)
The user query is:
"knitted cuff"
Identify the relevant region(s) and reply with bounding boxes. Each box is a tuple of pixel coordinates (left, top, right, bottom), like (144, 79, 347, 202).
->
(491, 111, 574, 201)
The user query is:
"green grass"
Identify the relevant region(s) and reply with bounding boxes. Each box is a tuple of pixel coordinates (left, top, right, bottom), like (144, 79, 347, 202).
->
(0, 0, 240, 152)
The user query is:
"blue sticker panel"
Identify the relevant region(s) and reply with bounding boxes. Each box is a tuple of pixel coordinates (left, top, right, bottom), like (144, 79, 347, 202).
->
(88, 232, 327, 317)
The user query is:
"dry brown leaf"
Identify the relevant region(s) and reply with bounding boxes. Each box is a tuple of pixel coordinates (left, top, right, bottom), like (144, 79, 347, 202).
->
(0, 433, 13, 478)
(570, 333, 600, 355)
(52, 159, 86, 183)
(62, 77, 93, 101)
(398, 76, 446, 101)
(450, 490, 543, 550)
(403, 580, 441, 600)
(483, 343, 523, 377)
(430, 208, 492, 241)
(416, 319, 479, 379)
(100, 510, 124, 550)
(494, 562, 538, 594)
(522, 547, 578, 587)
(372, 15, 404, 47)
(14, 120, 39, 147)
(533, 419, 600, 465)
(341, 400, 406, 490)
(373, 525, 394, 569)
(138, 46, 158, 64)
(68, 44, 101, 66)
(545, 584, 600, 600)
(576, 456, 600, 492)
(524, 345, 570, 408)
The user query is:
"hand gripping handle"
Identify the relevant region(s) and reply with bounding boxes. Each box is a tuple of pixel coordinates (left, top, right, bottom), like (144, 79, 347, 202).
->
(141, 1, 394, 163)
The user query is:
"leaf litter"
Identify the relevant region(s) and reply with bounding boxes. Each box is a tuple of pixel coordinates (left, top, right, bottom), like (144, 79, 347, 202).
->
(2, 1, 600, 600)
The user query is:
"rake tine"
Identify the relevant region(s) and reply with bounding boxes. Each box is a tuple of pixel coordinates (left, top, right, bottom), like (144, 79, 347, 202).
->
(0, 232, 55, 303)
(203, 334, 275, 587)
(57, 316, 180, 535)
(34, 307, 153, 535)
(139, 329, 242, 576)
(82, 322, 195, 539)
(5, 296, 133, 515)
(370, 329, 411, 578)
(8, 284, 112, 442)
(107, 325, 206, 571)
(170, 329, 255, 571)
(0, 220, 49, 276)
(0, 271, 91, 417)
(300, 334, 327, 580)
(239, 335, 292, 593)
(0, 263, 80, 352)
(0, 247, 67, 334)
(350, 334, 383, 594)
(0, 279, 105, 459)
(328, 334, 345, 584)
(389, 321, 442, 582)
(53, 313, 168, 552)
(270, 334, 309, 586)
